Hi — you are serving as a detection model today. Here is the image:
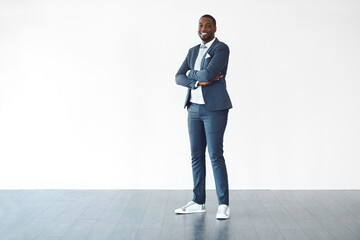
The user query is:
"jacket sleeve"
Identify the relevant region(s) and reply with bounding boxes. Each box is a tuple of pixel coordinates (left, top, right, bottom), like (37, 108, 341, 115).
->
(187, 44, 229, 82)
(175, 50, 197, 90)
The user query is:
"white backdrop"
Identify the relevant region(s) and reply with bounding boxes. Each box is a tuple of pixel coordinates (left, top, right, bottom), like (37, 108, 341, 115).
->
(1, 0, 359, 189)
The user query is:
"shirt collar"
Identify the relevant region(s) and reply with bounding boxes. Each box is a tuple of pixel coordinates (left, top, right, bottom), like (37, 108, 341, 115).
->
(200, 37, 216, 49)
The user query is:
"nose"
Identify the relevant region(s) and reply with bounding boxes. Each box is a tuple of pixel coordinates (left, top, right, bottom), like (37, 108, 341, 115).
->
(201, 26, 207, 32)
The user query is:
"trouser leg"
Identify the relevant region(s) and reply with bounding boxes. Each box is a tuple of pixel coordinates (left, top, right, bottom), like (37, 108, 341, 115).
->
(187, 103, 207, 204)
(202, 106, 229, 205)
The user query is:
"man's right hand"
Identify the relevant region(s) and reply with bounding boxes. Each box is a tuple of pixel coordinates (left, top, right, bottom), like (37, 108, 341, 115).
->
(197, 72, 223, 86)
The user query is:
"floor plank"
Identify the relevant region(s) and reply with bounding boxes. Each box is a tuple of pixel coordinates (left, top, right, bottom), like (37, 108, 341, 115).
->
(0, 190, 359, 240)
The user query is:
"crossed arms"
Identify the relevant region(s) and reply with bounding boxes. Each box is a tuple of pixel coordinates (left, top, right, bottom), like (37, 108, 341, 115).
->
(175, 44, 229, 89)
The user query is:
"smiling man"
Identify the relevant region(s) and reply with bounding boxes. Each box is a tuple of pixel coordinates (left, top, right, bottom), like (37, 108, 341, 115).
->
(175, 14, 232, 219)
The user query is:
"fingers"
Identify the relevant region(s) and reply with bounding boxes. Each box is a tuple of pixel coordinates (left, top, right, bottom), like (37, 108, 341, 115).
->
(214, 75, 223, 81)
(215, 72, 223, 80)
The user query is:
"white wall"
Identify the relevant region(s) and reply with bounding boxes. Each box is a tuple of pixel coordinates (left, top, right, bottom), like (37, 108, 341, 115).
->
(1, 0, 359, 189)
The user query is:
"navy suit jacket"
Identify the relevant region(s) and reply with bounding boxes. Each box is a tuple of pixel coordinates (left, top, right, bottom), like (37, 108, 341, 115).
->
(175, 38, 232, 111)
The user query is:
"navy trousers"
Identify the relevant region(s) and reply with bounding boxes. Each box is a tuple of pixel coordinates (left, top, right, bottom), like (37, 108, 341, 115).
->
(187, 102, 229, 205)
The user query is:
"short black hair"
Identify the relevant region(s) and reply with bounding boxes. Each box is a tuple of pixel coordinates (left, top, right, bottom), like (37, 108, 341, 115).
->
(200, 14, 216, 27)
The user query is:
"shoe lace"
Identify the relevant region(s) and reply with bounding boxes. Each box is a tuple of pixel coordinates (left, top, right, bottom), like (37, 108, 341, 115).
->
(182, 201, 195, 210)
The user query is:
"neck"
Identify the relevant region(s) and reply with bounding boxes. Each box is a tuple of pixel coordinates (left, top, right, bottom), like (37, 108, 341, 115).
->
(202, 36, 215, 45)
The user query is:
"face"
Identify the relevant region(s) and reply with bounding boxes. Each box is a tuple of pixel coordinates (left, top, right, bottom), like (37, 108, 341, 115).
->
(198, 17, 216, 44)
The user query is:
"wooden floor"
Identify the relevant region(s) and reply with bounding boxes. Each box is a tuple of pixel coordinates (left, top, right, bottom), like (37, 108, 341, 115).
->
(0, 190, 360, 240)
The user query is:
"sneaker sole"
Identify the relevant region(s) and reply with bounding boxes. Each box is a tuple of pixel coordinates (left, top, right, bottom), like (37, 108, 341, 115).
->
(175, 209, 206, 214)
(216, 214, 230, 219)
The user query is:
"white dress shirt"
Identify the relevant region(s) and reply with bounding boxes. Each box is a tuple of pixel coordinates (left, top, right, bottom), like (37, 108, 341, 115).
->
(189, 37, 216, 104)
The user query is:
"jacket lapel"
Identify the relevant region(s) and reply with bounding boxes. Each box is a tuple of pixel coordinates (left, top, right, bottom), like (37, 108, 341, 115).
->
(200, 38, 219, 69)
(191, 45, 200, 69)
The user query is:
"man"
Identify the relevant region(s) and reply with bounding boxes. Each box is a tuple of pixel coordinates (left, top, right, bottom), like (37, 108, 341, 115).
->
(174, 14, 232, 219)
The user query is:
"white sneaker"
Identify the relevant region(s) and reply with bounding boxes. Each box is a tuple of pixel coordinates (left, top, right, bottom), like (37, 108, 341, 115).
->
(175, 201, 206, 214)
(216, 204, 230, 219)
